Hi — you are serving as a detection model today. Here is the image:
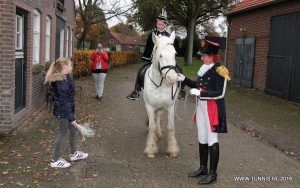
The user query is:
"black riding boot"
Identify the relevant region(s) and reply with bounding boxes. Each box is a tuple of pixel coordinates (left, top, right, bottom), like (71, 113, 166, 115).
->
(188, 143, 208, 177)
(198, 143, 219, 184)
(127, 63, 151, 100)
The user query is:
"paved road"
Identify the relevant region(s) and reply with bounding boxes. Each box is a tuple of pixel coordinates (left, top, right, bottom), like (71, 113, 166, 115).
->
(0, 64, 299, 187)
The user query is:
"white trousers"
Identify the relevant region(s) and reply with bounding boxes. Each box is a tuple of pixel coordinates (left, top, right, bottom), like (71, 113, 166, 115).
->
(92, 73, 106, 97)
(196, 100, 218, 146)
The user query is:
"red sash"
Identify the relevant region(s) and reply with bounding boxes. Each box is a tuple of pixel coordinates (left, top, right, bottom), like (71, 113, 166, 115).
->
(193, 88, 219, 131)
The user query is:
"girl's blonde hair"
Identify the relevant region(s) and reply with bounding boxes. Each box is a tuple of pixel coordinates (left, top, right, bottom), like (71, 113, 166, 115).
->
(44, 57, 72, 84)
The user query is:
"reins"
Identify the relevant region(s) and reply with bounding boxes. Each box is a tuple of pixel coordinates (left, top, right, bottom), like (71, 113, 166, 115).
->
(147, 43, 180, 100)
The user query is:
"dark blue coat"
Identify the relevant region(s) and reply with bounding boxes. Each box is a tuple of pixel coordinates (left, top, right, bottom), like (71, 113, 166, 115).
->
(51, 74, 75, 122)
(183, 62, 228, 133)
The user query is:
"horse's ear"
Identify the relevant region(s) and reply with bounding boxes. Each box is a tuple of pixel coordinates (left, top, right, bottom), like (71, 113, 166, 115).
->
(152, 32, 157, 44)
(170, 31, 176, 44)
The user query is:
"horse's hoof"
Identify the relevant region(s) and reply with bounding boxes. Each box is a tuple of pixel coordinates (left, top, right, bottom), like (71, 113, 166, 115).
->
(147, 154, 156, 159)
(170, 153, 179, 158)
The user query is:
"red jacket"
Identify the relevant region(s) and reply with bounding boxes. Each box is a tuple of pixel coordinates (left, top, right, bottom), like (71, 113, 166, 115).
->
(91, 51, 109, 71)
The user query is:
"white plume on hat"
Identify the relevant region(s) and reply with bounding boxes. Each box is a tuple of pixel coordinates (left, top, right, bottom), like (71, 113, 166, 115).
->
(157, 6, 168, 22)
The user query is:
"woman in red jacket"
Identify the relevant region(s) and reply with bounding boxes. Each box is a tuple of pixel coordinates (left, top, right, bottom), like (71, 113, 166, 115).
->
(91, 43, 109, 101)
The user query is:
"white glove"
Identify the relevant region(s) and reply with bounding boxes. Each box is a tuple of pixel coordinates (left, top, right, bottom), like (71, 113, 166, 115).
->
(178, 73, 185, 81)
(190, 88, 201, 96)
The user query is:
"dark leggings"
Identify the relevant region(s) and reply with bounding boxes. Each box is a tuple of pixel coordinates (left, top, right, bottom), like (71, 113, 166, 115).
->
(53, 117, 78, 161)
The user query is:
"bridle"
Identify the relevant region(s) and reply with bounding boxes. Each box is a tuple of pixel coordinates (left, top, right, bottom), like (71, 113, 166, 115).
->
(148, 43, 180, 100)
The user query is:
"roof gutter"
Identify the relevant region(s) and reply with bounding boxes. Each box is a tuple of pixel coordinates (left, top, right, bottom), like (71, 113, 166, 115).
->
(227, 0, 287, 16)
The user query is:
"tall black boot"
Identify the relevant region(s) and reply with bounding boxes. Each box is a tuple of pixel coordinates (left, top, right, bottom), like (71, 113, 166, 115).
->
(188, 143, 208, 177)
(198, 143, 219, 184)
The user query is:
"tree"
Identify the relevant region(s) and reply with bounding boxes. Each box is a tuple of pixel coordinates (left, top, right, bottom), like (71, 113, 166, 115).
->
(75, 9, 109, 49)
(110, 23, 139, 36)
(132, 0, 238, 65)
(76, 0, 133, 49)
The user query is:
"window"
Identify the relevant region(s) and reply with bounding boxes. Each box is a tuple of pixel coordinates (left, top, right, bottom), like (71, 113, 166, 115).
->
(116, 44, 121, 51)
(59, 29, 64, 57)
(65, 27, 69, 57)
(32, 9, 40, 64)
(16, 15, 23, 50)
(69, 29, 73, 57)
(45, 16, 51, 62)
(110, 39, 114, 43)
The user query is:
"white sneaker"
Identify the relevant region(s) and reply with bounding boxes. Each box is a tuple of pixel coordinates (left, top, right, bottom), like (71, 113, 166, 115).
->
(69, 151, 88, 161)
(50, 158, 71, 168)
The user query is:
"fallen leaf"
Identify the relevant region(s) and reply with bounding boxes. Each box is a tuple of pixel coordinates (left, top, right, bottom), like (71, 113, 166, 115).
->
(32, 172, 42, 179)
(16, 182, 24, 187)
(2, 171, 9, 175)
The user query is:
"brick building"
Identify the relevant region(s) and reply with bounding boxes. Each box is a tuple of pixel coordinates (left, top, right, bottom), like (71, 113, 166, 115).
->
(226, 0, 300, 102)
(102, 32, 145, 53)
(0, 0, 75, 133)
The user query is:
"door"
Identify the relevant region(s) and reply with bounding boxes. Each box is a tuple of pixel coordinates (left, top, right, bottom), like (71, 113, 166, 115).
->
(266, 12, 300, 102)
(15, 9, 27, 113)
(233, 38, 255, 87)
(290, 13, 300, 102)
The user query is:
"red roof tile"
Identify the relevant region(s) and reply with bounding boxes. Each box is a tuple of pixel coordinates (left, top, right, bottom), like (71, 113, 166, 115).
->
(229, 0, 276, 15)
(110, 32, 145, 46)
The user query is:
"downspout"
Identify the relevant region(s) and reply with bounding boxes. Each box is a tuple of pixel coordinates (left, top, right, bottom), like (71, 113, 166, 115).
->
(224, 16, 230, 66)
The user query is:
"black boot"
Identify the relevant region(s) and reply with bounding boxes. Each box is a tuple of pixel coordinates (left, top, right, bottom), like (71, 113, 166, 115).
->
(188, 143, 208, 177)
(198, 143, 219, 184)
(126, 90, 139, 100)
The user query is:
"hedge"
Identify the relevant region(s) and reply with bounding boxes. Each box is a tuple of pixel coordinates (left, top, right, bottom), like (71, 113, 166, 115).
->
(73, 50, 140, 78)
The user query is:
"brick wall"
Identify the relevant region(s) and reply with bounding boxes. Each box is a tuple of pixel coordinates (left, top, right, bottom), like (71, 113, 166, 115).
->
(0, 0, 75, 133)
(0, 0, 16, 132)
(226, 1, 300, 90)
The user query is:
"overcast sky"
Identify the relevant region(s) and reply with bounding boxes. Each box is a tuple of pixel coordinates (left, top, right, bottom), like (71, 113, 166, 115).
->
(76, 0, 227, 37)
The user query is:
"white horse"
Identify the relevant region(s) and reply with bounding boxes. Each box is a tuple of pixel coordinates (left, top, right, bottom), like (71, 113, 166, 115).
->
(143, 31, 180, 158)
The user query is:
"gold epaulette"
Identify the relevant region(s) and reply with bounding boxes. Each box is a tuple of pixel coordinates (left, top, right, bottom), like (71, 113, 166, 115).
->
(216, 65, 231, 81)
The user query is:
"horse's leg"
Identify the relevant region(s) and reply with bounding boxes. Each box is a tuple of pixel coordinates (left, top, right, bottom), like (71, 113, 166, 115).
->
(144, 104, 158, 158)
(167, 106, 179, 158)
(155, 109, 163, 140)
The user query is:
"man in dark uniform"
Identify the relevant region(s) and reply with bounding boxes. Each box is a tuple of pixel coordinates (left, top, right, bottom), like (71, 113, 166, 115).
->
(127, 9, 186, 100)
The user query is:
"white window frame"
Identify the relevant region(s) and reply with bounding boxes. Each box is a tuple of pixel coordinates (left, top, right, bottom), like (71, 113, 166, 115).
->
(45, 16, 51, 62)
(32, 9, 41, 64)
(116, 44, 121, 51)
(59, 29, 64, 57)
(69, 29, 73, 57)
(16, 15, 23, 50)
(65, 27, 69, 57)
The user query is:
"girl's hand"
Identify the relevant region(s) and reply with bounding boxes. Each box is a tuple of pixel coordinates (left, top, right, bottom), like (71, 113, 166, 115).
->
(71, 121, 78, 126)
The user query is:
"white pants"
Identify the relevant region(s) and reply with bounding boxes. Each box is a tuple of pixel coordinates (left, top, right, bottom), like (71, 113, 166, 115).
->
(92, 73, 106, 97)
(196, 100, 218, 146)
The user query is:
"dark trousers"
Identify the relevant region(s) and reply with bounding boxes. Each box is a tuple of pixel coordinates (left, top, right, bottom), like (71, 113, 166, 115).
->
(53, 117, 78, 161)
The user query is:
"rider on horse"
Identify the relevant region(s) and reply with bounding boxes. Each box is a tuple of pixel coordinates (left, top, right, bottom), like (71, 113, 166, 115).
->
(126, 8, 185, 100)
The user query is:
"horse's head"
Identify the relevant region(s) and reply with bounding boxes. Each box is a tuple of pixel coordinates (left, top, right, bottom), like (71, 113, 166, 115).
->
(152, 31, 178, 85)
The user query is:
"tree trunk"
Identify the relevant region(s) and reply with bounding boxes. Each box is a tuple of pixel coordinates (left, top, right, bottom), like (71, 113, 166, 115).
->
(77, 38, 83, 49)
(185, 19, 196, 66)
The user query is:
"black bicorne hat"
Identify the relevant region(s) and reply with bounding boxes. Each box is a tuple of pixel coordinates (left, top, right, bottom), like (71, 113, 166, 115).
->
(157, 7, 168, 23)
(198, 40, 220, 55)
